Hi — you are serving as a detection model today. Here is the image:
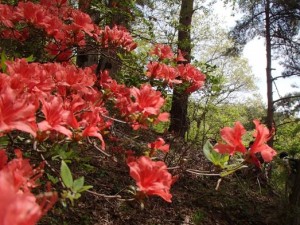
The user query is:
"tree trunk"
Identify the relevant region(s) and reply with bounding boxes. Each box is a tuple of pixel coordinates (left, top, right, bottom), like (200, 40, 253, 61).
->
(265, 0, 274, 147)
(77, 0, 99, 68)
(95, 0, 132, 78)
(77, 0, 129, 74)
(169, 0, 194, 138)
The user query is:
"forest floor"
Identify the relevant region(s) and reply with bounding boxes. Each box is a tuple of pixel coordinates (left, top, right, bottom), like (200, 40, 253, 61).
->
(39, 127, 290, 225)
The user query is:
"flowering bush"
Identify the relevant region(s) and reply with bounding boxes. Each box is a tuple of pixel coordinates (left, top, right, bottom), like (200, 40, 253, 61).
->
(146, 44, 206, 93)
(0, 149, 57, 225)
(127, 156, 173, 202)
(0, 0, 206, 218)
(0, 0, 277, 224)
(214, 120, 277, 167)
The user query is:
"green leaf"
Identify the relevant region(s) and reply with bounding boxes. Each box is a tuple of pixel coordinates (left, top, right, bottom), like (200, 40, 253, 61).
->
(1, 51, 7, 72)
(73, 177, 84, 192)
(60, 160, 73, 188)
(203, 140, 229, 168)
(46, 173, 59, 184)
(78, 185, 93, 192)
(0, 136, 9, 148)
(25, 55, 35, 62)
(220, 163, 247, 177)
(74, 192, 81, 199)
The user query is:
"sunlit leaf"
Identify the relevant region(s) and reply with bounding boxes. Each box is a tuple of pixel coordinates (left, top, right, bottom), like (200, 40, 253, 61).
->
(203, 140, 229, 168)
(73, 177, 84, 192)
(60, 160, 73, 188)
(1, 51, 7, 72)
(79, 185, 93, 192)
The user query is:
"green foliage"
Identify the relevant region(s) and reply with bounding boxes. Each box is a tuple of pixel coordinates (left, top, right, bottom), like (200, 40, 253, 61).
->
(51, 144, 79, 163)
(203, 140, 247, 177)
(270, 158, 290, 193)
(192, 210, 205, 225)
(187, 96, 265, 146)
(274, 119, 300, 158)
(0, 136, 9, 148)
(116, 48, 148, 87)
(61, 160, 73, 188)
(1, 51, 7, 72)
(203, 140, 229, 169)
(60, 160, 93, 206)
(47, 173, 59, 184)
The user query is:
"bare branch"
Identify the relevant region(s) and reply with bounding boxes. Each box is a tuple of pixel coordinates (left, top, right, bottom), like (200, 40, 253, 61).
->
(273, 95, 300, 104)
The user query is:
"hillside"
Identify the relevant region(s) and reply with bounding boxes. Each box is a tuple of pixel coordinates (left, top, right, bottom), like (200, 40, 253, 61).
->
(39, 128, 285, 225)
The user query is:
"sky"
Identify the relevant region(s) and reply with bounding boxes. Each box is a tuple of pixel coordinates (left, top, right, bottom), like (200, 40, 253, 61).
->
(243, 38, 300, 102)
(214, 1, 300, 103)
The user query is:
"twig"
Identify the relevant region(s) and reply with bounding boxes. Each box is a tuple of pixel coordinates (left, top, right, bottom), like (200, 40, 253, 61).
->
(215, 178, 222, 191)
(86, 190, 135, 201)
(167, 166, 181, 170)
(257, 177, 262, 194)
(87, 137, 118, 162)
(33, 141, 64, 187)
(101, 114, 127, 124)
(186, 169, 220, 176)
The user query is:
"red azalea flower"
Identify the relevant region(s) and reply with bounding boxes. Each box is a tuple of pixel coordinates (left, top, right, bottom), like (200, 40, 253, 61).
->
(214, 120, 277, 167)
(214, 121, 247, 155)
(148, 138, 170, 153)
(3, 149, 44, 192)
(6, 59, 55, 94)
(248, 120, 277, 162)
(151, 44, 174, 60)
(0, 86, 37, 137)
(79, 106, 109, 149)
(177, 64, 206, 93)
(176, 49, 187, 62)
(101, 26, 137, 51)
(127, 156, 173, 202)
(38, 95, 72, 138)
(0, 149, 8, 170)
(0, 4, 14, 27)
(16, 2, 46, 25)
(0, 149, 57, 225)
(156, 112, 170, 123)
(146, 62, 181, 86)
(129, 84, 165, 115)
(0, 172, 42, 225)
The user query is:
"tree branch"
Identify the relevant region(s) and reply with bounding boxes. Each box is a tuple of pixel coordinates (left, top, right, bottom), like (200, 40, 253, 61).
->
(273, 95, 300, 104)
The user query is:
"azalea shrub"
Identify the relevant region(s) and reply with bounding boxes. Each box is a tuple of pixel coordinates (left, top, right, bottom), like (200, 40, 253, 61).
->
(0, 149, 57, 225)
(0, 0, 276, 224)
(214, 120, 277, 167)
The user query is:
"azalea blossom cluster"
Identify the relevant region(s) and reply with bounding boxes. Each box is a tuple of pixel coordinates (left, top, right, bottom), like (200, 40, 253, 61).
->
(0, 1, 207, 222)
(0, 57, 175, 222)
(146, 44, 206, 93)
(0, 0, 136, 61)
(99, 26, 137, 51)
(148, 137, 170, 156)
(0, 59, 111, 147)
(0, 58, 171, 144)
(214, 120, 277, 167)
(127, 156, 174, 202)
(0, 149, 57, 225)
(99, 71, 169, 130)
(127, 137, 174, 202)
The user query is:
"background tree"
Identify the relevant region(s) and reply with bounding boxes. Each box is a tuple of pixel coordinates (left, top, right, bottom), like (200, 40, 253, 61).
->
(186, 10, 257, 146)
(228, 0, 300, 146)
(169, 0, 194, 137)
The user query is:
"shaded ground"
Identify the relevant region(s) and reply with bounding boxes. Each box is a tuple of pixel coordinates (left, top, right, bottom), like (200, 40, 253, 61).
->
(39, 128, 288, 225)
